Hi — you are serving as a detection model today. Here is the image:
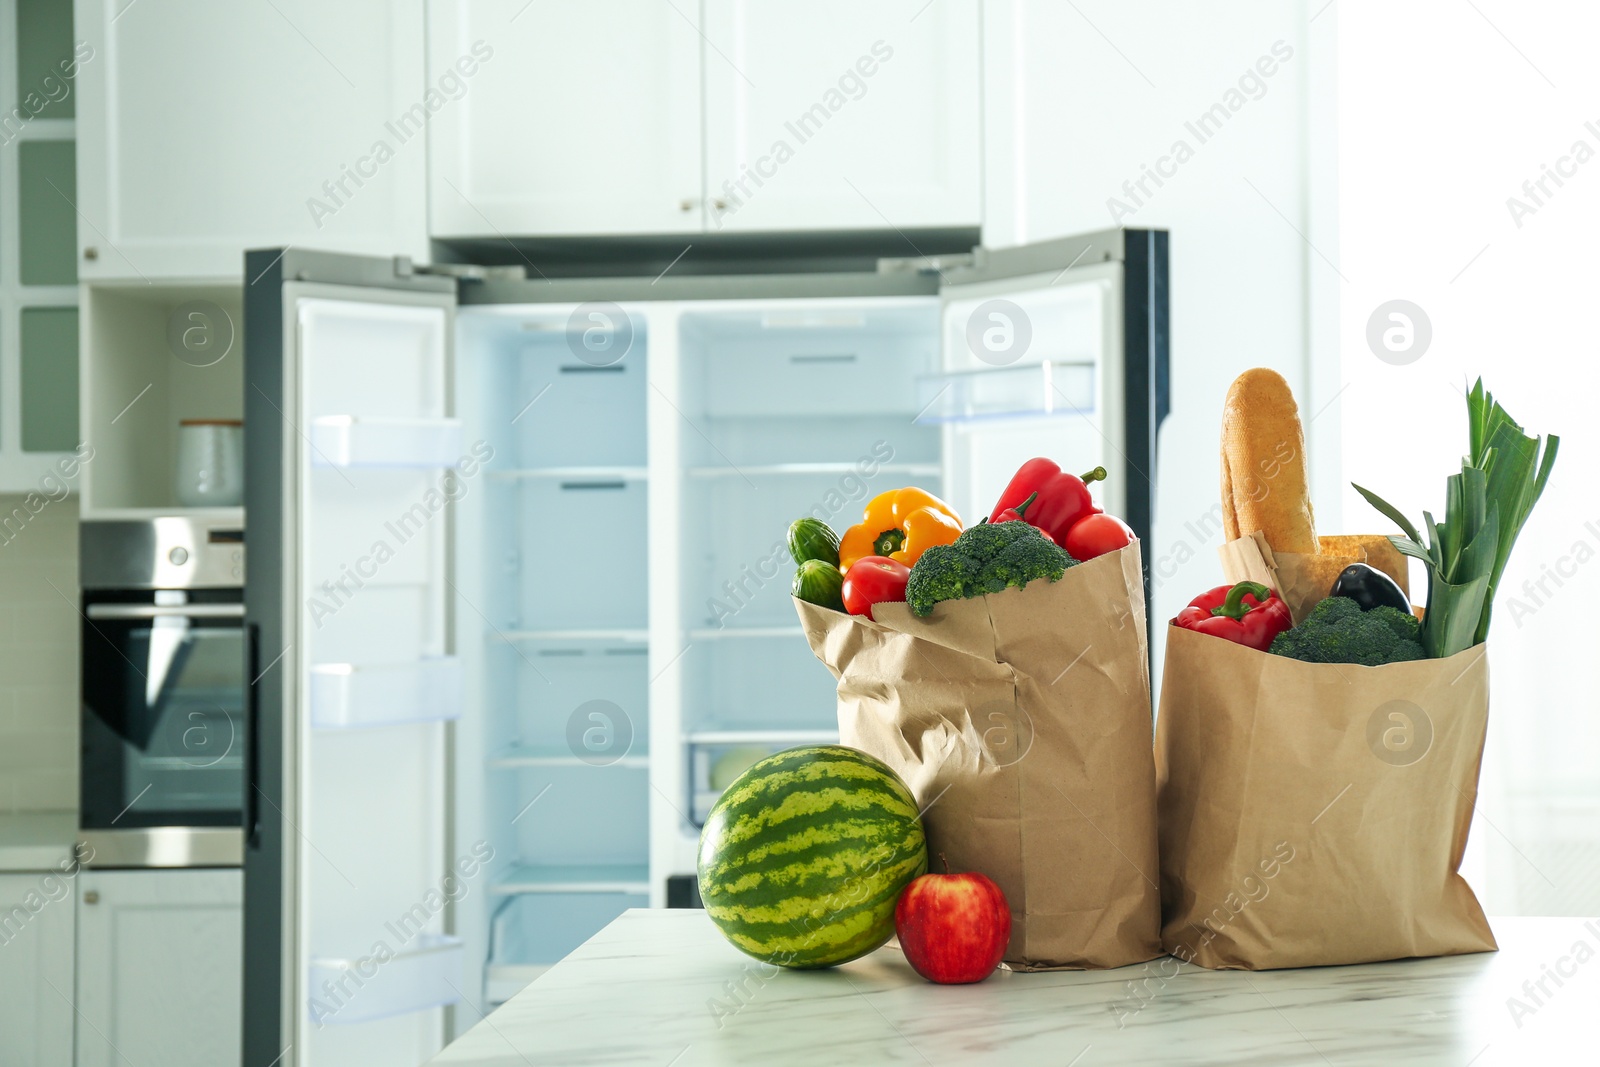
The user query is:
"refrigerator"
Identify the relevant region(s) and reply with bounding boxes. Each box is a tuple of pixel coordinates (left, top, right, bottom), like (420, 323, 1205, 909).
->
(241, 228, 1169, 1066)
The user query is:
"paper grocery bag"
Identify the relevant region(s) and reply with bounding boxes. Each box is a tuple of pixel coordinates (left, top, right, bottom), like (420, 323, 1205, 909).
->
(1219, 530, 1410, 623)
(794, 544, 1162, 970)
(1155, 624, 1497, 970)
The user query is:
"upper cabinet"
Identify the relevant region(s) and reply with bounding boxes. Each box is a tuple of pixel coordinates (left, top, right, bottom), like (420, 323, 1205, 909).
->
(427, 0, 703, 237)
(70, 1, 982, 262)
(700, 0, 981, 233)
(73, 0, 427, 280)
(427, 0, 981, 239)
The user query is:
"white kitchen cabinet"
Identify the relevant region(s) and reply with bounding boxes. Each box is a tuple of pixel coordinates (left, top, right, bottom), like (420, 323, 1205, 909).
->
(0, 873, 75, 1067)
(427, 0, 703, 237)
(700, 0, 981, 233)
(73, 0, 427, 280)
(75, 869, 242, 1067)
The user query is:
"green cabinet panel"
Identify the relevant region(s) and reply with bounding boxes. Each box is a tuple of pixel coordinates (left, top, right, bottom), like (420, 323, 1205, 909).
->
(19, 140, 77, 285)
(21, 308, 79, 452)
(16, 0, 76, 121)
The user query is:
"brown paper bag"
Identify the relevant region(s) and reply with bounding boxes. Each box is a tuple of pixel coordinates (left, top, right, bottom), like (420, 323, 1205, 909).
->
(795, 544, 1162, 970)
(1219, 530, 1410, 623)
(1155, 624, 1497, 969)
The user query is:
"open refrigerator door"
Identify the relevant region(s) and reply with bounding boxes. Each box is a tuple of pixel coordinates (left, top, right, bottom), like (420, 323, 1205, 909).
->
(243, 250, 464, 1067)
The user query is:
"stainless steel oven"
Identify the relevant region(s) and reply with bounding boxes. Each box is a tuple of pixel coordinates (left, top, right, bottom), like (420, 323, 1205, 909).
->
(79, 517, 246, 867)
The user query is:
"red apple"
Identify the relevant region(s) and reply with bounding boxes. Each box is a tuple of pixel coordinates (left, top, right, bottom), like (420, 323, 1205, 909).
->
(894, 865, 1010, 984)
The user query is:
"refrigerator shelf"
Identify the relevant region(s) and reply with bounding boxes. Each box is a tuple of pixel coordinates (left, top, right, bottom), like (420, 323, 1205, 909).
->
(484, 893, 645, 1003)
(489, 864, 650, 896)
(686, 626, 804, 641)
(309, 416, 464, 468)
(306, 934, 463, 1026)
(687, 731, 840, 824)
(685, 462, 941, 479)
(486, 964, 549, 1006)
(309, 658, 462, 730)
(684, 727, 838, 746)
(913, 361, 1096, 424)
(496, 628, 650, 644)
(488, 466, 648, 482)
(489, 743, 649, 770)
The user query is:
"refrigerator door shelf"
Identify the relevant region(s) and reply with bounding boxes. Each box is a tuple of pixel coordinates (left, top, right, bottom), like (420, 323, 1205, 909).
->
(307, 934, 463, 1026)
(913, 361, 1096, 425)
(309, 416, 464, 468)
(309, 658, 463, 730)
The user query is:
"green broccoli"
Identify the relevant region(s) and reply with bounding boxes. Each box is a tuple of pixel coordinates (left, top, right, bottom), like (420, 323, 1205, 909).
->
(906, 521, 1076, 617)
(1267, 596, 1426, 666)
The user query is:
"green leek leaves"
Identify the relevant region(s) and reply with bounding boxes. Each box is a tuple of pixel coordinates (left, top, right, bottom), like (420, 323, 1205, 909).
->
(1353, 379, 1556, 658)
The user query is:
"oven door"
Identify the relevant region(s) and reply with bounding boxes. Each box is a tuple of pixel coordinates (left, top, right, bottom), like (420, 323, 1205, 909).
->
(80, 590, 246, 834)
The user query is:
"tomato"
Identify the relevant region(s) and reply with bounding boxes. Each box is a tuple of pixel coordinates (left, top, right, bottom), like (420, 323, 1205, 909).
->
(841, 556, 911, 620)
(1064, 513, 1133, 561)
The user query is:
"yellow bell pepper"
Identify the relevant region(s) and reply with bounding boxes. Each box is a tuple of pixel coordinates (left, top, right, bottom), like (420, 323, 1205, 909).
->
(838, 488, 963, 572)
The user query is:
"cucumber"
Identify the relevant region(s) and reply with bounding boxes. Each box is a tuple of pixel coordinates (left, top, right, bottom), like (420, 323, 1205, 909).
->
(787, 517, 840, 567)
(793, 559, 845, 612)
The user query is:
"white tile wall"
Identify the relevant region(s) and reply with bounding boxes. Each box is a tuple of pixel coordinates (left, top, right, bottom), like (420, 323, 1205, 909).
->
(0, 495, 77, 813)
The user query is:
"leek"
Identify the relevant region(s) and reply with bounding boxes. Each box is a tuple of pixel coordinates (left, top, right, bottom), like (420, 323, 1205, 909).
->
(1352, 379, 1556, 658)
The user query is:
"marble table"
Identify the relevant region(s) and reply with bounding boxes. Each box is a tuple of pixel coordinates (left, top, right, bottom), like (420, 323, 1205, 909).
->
(430, 911, 1598, 1066)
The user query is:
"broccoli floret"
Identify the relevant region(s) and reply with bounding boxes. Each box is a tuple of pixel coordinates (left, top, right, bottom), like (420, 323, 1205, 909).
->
(977, 531, 1071, 594)
(904, 543, 980, 616)
(906, 521, 1076, 617)
(1268, 596, 1426, 666)
(1369, 604, 1422, 644)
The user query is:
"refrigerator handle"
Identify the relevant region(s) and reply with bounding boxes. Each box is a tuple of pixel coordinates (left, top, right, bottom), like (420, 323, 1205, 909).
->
(245, 621, 261, 849)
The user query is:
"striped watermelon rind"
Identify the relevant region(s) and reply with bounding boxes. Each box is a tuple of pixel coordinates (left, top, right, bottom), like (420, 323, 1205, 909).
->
(698, 745, 928, 969)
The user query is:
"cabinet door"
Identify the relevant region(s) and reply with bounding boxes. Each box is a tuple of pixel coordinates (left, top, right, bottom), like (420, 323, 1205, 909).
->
(428, 0, 703, 237)
(0, 873, 75, 1067)
(701, 0, 981, 233)
(75, 869, 242, 1067)
(73, 0, 426, 280)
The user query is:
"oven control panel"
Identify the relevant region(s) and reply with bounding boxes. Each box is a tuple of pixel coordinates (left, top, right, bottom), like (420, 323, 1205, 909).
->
(80, 516, 245, 589)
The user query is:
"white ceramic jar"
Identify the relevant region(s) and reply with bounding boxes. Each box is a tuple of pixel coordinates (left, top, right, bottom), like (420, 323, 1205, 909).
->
(175, 419, 244, 507)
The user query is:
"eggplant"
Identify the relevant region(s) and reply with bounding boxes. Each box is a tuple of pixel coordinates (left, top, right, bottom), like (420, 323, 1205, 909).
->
(1329, 563, 1410, 613)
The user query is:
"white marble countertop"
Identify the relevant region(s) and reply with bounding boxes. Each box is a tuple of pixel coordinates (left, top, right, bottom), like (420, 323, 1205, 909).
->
(0, 811, 78, 872)
(432, 910, 1598, 1066)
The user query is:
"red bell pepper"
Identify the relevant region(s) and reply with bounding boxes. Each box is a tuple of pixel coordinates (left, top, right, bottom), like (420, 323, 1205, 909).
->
(1173, 581, 1293, 651)
(988, 459, 1107, 546)
(991, 491, 1051, 539)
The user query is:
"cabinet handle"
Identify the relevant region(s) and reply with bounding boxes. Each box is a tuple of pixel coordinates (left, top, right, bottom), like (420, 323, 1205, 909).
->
(712, 199, 728, 211)
(679, 199, 693, 212)
(83, 890, 99, 904)
(83, 247, 98, 261)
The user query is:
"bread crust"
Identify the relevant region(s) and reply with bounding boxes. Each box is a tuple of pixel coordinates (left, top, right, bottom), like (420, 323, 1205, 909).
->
(1221, 368, 1317, 553)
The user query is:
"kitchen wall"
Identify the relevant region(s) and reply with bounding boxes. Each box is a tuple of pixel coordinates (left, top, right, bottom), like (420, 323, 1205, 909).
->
(982, 0, 1329, 675)
(1333, 0, 1600, 916)
(0, 495, 78, 812)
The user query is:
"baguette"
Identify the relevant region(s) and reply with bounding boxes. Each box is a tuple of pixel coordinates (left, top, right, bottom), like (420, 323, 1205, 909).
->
(1220, 449, 1241, 541)
(1221, 368, 1317, 554)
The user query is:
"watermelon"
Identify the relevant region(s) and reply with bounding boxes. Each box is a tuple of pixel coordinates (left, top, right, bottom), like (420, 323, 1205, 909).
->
(698, 745, 927, 968)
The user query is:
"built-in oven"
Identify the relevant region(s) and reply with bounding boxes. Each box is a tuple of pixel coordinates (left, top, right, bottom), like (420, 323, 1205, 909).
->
(79, 517, 246, 867)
